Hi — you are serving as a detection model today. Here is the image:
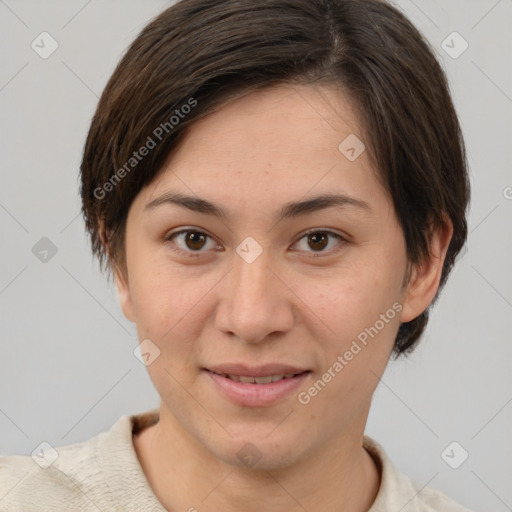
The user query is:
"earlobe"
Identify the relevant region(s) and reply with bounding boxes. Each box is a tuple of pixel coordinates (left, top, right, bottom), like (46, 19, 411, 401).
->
(400, 219, 454, 323)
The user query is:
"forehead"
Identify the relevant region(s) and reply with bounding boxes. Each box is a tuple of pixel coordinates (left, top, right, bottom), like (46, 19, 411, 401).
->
(172, 83, 363, 164)
(139, 83, 388, 216)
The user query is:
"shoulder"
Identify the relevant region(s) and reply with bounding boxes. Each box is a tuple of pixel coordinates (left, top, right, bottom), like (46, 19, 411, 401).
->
(364, 436, 474, 512)
(0, 426, 105, 511)
(0, 410, 162, 512)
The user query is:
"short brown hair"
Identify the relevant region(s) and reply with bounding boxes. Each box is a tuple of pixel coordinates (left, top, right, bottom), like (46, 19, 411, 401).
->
(80, 0, 470, 355)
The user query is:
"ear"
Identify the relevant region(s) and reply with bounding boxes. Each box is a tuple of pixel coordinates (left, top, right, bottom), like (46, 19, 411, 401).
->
(113, 264, 135, 323)
(400, 218, 454, 323)
(99, 219, 135, 323)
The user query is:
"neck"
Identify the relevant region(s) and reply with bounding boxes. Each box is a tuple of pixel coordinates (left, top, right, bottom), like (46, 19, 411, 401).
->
(134, 406, 380, 512)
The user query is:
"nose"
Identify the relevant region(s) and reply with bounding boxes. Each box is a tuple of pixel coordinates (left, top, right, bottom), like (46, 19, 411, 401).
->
(214, 245, 295, 344)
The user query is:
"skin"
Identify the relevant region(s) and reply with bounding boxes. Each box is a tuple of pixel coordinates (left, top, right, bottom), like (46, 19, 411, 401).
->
(112, 83, 452, 511)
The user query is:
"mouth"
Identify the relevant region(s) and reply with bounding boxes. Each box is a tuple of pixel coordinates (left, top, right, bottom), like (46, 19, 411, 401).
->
(204, 364, 312, 407)
(209, 370, 309, 384)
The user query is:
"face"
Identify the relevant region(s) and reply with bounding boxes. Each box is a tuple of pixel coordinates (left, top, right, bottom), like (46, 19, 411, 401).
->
(115, 83, 441, 470)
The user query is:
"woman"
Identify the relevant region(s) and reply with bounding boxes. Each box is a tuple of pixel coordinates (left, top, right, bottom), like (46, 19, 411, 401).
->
(0, 0, 473, 510)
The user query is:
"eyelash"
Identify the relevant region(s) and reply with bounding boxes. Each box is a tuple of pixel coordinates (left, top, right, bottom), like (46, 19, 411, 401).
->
(164, 228, 348, 259)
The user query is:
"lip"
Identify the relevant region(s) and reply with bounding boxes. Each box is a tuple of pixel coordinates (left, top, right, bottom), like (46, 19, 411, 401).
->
(204, 364, 311, 407)
(206, 363, 309, 377)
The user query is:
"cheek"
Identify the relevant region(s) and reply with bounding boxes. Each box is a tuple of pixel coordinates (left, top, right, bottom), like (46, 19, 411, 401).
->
(128, 267, 214, 401)
(294, 274, 400, 425)
(294, 262, 404, 343)
(132, 274, 205, 336)
(126, 240, 204, 329)
(290, 263, 403, 407)
(127, 259, 223, 373)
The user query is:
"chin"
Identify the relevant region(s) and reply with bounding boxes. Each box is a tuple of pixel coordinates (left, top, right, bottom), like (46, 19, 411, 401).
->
(205, 424, 313, 471)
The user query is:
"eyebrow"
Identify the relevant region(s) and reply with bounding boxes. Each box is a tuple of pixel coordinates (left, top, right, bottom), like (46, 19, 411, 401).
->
(144, 191, 371, 220)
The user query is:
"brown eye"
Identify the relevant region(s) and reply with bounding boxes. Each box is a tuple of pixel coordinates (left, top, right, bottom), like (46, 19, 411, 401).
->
(184, 231, 207, 250)
(307, 232, 329, 251)
(292, 230, 346, 258)
(166, 230, 218, 253)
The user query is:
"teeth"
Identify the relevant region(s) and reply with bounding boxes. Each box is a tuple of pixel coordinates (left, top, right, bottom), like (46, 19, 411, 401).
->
(221, 373, 297, 384)
(254, 376, 273, 384)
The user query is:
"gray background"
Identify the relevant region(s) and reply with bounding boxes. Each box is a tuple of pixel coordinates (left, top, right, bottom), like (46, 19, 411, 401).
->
(0, 1, 511, 510)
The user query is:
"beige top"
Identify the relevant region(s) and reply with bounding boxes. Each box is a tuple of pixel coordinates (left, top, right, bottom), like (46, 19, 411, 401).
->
(0, 409, 473, 511)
